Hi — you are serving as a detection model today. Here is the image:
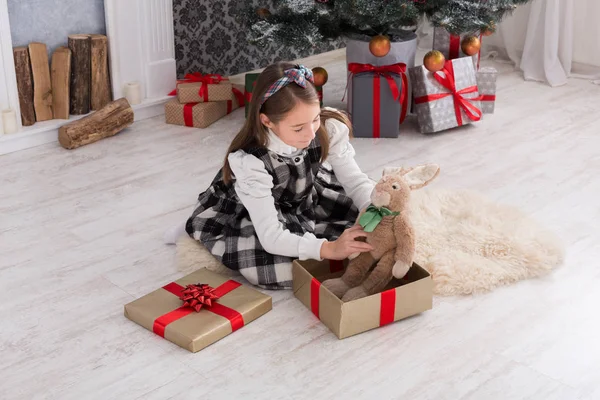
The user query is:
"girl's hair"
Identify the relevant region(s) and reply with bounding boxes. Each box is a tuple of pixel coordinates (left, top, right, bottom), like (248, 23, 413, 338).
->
(222, 61, 353, 184)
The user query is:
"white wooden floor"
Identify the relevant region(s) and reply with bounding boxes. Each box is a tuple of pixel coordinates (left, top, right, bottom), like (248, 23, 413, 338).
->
(1, 49, 599, 399)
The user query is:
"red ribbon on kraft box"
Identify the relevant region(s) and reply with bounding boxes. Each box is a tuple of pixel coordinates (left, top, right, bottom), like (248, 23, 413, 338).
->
(347, 62, 409, 139)
(414, 60, 483, 127)
(153, 279, 245, 337)
(181, 87, 245, 127)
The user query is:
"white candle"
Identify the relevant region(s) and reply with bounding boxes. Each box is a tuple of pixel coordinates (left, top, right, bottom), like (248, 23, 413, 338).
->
(124, 82, 142, 105)
(2, 109, 18, 135)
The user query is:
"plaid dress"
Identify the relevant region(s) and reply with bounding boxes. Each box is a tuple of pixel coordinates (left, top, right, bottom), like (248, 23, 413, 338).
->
(185, 136, 359, 290)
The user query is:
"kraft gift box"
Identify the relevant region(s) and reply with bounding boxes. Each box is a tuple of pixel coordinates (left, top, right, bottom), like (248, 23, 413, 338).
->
(124, 269, 272, 353)
(292, 259, 433, 339)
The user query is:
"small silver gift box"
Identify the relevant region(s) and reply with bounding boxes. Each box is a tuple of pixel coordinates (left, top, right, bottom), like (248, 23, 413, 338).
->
(477, 67, 498, 114)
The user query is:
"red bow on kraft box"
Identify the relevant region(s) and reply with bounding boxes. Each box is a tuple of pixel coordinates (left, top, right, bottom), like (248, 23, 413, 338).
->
(169, 73, 232, 103)
(414, 60, 483, 127)
(124, 269, 273, 353)
(153, 280, 244, 337)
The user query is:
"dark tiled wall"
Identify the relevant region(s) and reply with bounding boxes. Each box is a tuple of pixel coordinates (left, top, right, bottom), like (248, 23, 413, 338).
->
(173, 0, 345, 78)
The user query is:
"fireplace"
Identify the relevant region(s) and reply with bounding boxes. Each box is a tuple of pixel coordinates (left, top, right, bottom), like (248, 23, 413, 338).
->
(0, 0, 177, 155)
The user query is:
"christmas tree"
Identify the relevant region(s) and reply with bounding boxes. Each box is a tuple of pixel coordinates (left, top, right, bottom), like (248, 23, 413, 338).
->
(242, 0, 421, 50)
(242, 0, 532, 50)
(423, 0, 532, 35)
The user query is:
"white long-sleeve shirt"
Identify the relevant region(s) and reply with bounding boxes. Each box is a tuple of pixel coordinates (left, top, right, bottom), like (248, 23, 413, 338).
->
(228, 115, 375, 261)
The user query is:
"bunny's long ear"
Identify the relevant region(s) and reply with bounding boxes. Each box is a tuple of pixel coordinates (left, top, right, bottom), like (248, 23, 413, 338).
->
(403, 164, 440, 190)
(382, 166, 413, 177)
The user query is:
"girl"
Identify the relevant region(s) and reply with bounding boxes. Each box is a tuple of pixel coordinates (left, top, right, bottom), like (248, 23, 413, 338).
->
(168, 62, 375, 290)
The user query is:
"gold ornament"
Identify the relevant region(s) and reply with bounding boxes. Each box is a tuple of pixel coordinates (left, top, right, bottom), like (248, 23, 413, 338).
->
(461, 35, 481, 56)
(369, 35, 391, 57)
(257, 7, 271, 19)
(312, 67, 329, 86)
(423, 50, 446, 72)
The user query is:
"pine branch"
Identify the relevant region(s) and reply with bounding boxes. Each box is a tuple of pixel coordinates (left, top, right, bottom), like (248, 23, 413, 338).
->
(241, 0, 534, 48)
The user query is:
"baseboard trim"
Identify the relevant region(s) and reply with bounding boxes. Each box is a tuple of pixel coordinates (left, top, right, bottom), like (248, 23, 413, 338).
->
(0, 96, 170, 155)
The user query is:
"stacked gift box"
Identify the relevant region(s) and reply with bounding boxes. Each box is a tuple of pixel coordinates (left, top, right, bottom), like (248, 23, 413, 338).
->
(165, 73, 245, 129)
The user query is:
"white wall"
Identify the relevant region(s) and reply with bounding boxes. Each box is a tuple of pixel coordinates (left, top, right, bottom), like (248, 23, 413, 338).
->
(486, 1, 600, 67)
(8, 0, 106, 59)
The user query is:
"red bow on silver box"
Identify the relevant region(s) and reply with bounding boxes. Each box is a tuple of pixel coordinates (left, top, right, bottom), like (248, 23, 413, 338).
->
(414, 60, 482, 126)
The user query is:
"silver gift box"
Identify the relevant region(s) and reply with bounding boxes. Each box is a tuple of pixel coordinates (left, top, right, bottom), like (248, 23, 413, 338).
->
(410, 57, 482, 134)
(477, 67, 498, 114)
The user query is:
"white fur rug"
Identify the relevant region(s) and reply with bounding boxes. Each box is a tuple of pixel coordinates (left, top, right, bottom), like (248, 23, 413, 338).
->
(408, 188, 563, 295)
(176, 188, 564, 296)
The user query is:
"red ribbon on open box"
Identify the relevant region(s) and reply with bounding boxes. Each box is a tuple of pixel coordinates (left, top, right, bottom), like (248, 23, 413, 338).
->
(292, 259, 433, 339)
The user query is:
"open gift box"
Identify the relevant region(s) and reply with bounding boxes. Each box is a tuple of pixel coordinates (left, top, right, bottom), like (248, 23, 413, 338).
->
(292, 259, 433, 339)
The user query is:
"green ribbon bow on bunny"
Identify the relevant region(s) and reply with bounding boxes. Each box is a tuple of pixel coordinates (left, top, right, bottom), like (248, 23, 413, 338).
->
(358, 205, 400, 233)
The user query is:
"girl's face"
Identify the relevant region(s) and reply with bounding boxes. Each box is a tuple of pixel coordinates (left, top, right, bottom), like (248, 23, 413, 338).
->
(260, 101, 321, 149)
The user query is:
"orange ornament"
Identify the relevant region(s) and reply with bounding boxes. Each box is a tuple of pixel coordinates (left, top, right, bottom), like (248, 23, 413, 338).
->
(312, 67, 328, 86)
(423, 50, 446, 72)
(369, 35, 391, 57)
(461, 36, 481, 56)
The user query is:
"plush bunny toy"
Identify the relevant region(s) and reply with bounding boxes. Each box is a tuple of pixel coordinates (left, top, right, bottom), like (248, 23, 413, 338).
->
(322, 164, 440, 302)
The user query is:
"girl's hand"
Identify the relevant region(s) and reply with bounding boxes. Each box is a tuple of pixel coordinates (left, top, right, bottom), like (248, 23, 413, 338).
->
(320, 225, 374, 260)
